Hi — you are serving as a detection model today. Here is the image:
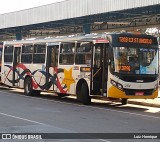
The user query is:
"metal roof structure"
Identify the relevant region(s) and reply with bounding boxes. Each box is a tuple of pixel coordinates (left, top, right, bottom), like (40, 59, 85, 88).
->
(0, 0, 160, 40)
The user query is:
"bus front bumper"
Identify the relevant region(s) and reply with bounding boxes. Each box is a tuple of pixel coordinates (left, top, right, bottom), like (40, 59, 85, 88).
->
(108, 86, 158, 99)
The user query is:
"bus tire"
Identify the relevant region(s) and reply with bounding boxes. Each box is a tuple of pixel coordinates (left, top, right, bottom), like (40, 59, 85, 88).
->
(76, 88, 82, 101)
(57, 93, 69, 98)
(24, 77, 34, 96)
(121, 98, 128, 105)
(81, 82, 91, 105)
(34, 90, 41, 96)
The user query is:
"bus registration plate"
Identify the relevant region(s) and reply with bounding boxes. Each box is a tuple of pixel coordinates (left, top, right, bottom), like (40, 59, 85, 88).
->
(135, 92, 144, 96)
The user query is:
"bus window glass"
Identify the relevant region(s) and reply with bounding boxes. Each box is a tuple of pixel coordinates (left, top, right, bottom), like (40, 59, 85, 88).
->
(21, 45, 33, 63)
(48, 45, 59, 67)
(4, 46, 13, 63)
(94, 45, 101, 68)
(112, 47, 158, 74)
(59, 43, 75, 65)
(22, 45, 33, 53)
(60, 43, 75, 53)
(33, 44, 46, 63)
(75, 42, 92, 64)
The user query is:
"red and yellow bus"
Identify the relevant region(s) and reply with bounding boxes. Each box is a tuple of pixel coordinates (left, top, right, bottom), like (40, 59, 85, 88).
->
(1, 33, 159, 105)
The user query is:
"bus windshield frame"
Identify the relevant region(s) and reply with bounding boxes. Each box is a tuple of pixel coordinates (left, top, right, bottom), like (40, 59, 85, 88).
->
(111, 46, 158, 75)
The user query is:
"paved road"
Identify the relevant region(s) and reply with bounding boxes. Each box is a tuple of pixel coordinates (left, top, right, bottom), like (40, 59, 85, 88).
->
(0, 87, 159, 142)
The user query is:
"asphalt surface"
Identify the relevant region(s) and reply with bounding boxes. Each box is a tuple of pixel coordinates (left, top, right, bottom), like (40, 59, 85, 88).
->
(0, 87, 159, 142)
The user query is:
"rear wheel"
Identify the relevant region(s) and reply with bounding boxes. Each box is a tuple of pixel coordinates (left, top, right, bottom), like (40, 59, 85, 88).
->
(24, 77, 41, 96)
(57, 93, 69, 98)
(121, 98, 128, 105)
(24, 77, 33, 96)
(81, 82, 91, 105)
(34, 90, 41, 96)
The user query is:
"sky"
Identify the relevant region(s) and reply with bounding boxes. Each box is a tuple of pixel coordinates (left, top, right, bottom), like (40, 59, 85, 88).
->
(0, 0, 64, 14)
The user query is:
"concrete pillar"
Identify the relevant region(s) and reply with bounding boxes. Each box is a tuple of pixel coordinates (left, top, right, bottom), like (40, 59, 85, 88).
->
(83, 24, 90, 34)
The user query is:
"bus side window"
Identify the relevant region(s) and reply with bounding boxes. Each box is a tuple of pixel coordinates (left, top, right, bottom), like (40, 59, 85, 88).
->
(75, 42, 92, 65)
(4, 45, 14, 63)
(85, 54, 91, 64)
(21, 45, 33, 63)
(59, 43, 75, 65)
(50, 48, 55, 67)
(94, 45, 101, 68)
(49, 45, 59, 67)
(33, 44, 46, 64)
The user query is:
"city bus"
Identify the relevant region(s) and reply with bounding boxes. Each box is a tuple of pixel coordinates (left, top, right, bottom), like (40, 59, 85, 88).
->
(1, 33, 159, 105)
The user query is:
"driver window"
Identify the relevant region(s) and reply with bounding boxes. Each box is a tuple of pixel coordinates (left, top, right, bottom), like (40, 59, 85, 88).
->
(75, 42, 92, 65)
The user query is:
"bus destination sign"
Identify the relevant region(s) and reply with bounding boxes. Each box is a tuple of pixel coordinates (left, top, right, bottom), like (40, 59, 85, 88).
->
(119, 36, 153, 44)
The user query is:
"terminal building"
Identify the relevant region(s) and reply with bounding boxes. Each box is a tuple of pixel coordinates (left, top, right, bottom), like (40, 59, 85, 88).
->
(0, 0, 159, 40)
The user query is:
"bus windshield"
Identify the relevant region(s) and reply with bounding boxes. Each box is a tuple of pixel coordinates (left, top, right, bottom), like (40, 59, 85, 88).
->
(112, 47, 158, 75)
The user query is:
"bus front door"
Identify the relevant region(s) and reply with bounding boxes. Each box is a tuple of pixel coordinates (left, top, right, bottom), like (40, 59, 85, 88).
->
(91, 43, 108, 96)
(13, 46, 21, 86)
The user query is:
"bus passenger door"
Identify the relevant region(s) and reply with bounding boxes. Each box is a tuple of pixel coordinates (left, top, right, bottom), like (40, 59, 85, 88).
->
(46, 44, 59, 90)
(91, 43, 109, 96)
(13, 46, 21, 86)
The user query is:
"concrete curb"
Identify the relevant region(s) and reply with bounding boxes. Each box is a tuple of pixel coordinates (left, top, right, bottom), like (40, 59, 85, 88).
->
(128, 100, 160, 108)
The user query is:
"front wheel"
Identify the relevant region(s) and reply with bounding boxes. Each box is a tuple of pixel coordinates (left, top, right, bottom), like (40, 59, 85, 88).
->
(81, 82, 91, 105)
(121, 98, 128, 105)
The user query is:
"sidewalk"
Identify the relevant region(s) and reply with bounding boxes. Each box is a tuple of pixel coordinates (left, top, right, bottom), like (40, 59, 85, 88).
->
(128, 97, 160, 108)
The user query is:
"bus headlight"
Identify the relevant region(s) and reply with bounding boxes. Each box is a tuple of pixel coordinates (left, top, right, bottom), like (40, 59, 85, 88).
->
(111, 79, 123, 91)
(117, 83, 123, 90)
(111, 80, 116, 86)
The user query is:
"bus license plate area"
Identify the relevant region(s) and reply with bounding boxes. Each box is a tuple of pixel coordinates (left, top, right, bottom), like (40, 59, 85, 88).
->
(135, 92, 144, 96)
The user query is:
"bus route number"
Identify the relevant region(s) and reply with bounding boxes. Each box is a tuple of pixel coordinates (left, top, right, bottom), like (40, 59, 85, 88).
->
(119, 36, 152, 44)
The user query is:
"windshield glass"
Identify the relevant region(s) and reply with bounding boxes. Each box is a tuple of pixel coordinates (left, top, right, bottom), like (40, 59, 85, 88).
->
(112, 47, 158, 74)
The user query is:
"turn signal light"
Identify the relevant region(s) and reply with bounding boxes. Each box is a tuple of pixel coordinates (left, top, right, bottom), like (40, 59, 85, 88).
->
(80, 67, 91, 72)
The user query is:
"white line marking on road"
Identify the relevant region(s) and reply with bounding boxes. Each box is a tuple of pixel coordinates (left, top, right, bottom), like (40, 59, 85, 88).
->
(98, 139, 111, 142)
(0, 112, 45, 125)
(0, 90, 160, 120)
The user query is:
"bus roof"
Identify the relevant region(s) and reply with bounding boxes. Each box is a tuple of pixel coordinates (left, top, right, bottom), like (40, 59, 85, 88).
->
(3, 33, 157, 46)
(4, 33, 107, 45)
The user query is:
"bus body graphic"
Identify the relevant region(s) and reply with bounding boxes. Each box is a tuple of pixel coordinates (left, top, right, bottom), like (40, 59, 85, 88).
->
(3, 64, 71, 92)
(0, 33, 159, 105)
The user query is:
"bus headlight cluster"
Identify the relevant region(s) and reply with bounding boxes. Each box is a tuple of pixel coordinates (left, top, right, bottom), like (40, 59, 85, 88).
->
(111, 79, 123, 91)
